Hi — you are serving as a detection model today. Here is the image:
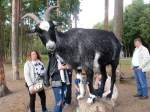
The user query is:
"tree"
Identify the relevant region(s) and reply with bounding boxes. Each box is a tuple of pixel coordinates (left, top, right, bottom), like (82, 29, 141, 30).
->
(0, 0, 80, 66)
(113, 0, 123, 41)
(56, 0, 80, 29)
(0, 46, 10, 97)
(139, 5, 150, 45)
(104, 0, 109, 30)
(122, 0, 149, 56)
(11, 0, 20, 80)
(93, 20, 113, 31)
(57, 0, 60, 16)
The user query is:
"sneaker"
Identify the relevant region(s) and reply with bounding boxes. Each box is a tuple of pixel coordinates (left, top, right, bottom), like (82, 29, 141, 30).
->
(86, 94, 96, 104)
(87, 97, 93, 104)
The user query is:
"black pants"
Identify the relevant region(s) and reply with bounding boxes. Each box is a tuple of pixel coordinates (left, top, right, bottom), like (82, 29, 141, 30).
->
(28, 89, 47, 112)
(65, 84, 72, 104)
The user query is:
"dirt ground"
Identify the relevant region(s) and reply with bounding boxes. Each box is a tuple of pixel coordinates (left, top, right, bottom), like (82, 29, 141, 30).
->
(0, 64, 150, 112)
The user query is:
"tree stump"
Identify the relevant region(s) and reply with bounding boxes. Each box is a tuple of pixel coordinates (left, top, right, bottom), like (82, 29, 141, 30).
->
(78, 98, 114, 112)
(0, 61, 10, 97)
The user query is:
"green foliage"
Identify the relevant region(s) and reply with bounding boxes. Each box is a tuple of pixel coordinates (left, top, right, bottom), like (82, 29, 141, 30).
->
(93, 20, 113, 31)
(49, 0, 80, 29)
(138, 5, 150, 43)
(0, 0, 80, 62)
(123, 1, 150, 56)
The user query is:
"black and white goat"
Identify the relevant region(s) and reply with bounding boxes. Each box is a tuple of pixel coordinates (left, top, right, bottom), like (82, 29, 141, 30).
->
(22, 6, 122, 99)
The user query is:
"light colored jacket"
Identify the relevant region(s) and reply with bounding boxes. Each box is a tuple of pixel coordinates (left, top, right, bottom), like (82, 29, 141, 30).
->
(133, 45, 150, 72)
(24, 60, 45, 87)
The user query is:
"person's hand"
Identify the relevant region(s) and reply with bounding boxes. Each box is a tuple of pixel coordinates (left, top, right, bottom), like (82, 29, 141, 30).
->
(137, 67, 142, 70)
(58, 64, 66, 70)
(130, 66, 133, 70)
(44, 80, 50, 87)
(29, 86, 35, 94)
(76, 87, 80, 92)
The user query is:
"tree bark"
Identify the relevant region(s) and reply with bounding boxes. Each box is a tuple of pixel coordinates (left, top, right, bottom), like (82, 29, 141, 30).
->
(74, 12, 78, 28)
(113, 0, 123, 41)
(104, 0, 109, 30)
(57, 0, 60, 16)
(46, 0, 49, 7)
(0, 58, 10, 97)
(11, 0, 20, 80)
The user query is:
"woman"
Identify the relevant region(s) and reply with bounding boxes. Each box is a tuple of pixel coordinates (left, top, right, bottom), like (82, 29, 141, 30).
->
(24, 51, 48, 112)
(46, 54, 69, 112)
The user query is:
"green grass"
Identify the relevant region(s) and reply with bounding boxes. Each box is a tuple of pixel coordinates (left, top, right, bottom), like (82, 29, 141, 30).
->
(41, 54, 49, 65)
(119, 58, 131, 65)
(4, 57, 133, 79)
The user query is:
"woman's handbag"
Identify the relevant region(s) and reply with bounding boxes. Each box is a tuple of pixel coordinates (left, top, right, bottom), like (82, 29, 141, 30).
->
(33, 78, 44, 92)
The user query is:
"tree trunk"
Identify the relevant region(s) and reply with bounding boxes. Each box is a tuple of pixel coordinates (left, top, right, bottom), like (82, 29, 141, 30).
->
(113, 0, 123, 41)
(57, 0, 60, 16)
(0, 58, 10, 97)
(104, 0, 109, 30)
(11, 0, 20, 80)
(46, 0, 49, 7)
(68, 16, 72, 29)
(74, 12, 78, 28)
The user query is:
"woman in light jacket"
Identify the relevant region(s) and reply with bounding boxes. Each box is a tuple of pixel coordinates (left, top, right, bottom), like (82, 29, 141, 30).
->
(24, 50, 48, 112)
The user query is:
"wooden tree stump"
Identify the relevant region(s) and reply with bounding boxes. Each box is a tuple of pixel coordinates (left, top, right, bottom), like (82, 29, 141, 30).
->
(0, 60, 10, 97)
(78, 98, 114, 112)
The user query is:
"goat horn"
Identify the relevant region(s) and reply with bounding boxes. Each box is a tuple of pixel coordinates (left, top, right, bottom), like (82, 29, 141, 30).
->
(21, 13, 41, 24)
(44, 6, 59, 21)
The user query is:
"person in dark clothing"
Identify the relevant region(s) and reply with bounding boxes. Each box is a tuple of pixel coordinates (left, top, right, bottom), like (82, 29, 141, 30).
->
(45, 53, 70, 112)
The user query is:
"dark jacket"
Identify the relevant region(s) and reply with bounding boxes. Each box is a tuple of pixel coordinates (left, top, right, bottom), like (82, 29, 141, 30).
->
(44, 53, 67, 87)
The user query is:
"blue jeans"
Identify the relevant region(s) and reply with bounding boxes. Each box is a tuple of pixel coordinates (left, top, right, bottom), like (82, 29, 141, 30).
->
(52, 84, 66, 112)
(134, 68, 148, 97)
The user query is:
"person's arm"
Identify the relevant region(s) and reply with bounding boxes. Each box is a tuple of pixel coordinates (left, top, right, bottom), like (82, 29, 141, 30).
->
(44, 58, 50, 87)
(24, 62, 33, 87)
(58, 64, 67, 70)
(24, 62, 35, 94)
(39, 61, 46, 77)
(140, 47, 150, 69)
(102, 78, 111, 97)
(74, 79, 80, 92)
(86, 83, 91, 95)
(131, 49, 135, 69)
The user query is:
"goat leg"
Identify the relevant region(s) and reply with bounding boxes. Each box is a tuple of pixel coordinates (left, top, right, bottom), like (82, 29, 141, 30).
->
(106, 62, 117, 99)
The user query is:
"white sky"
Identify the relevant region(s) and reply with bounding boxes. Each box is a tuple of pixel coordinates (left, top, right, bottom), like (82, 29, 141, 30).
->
(75, 0, 150, 28)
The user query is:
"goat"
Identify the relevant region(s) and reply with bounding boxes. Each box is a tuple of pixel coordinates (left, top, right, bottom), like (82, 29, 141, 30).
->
(22, 6, 122, 99)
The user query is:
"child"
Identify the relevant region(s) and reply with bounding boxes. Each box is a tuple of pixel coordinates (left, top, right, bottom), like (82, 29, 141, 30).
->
(74, 66, 86, 100)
